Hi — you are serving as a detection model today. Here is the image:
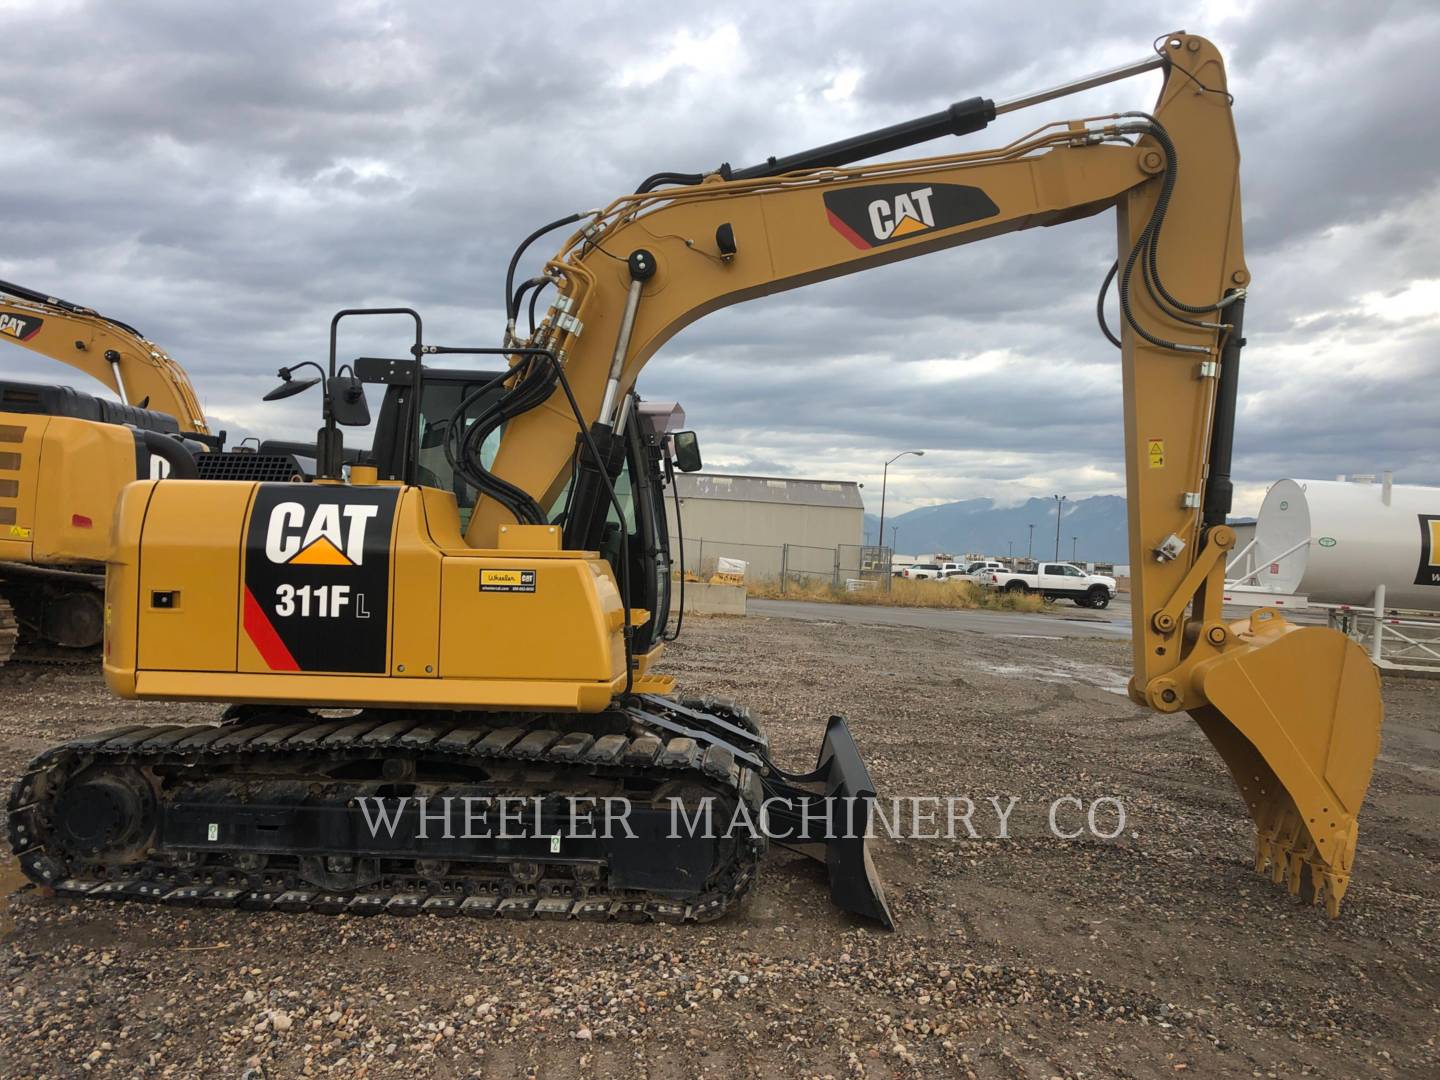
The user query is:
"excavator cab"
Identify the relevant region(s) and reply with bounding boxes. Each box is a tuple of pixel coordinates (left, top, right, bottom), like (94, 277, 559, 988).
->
(362, 358, 687, 654)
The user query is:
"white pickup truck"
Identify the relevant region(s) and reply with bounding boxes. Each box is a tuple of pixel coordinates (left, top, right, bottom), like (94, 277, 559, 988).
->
(979, 562, 1116, 608)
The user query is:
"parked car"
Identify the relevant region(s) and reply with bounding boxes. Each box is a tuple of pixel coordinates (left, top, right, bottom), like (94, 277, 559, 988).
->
(902, 561, 965, 580)
(978, 561, 1117, 608)
(950, 559, 1006, 580)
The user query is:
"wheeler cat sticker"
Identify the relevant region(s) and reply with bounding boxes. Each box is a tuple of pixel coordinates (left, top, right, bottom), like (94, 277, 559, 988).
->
(824, 183, 999, 249)
(479, 568, 536, 593)
(243, 486, 398, 672)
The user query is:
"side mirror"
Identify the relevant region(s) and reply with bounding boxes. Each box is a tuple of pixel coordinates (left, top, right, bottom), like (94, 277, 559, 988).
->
(672, 430, 702, 473)
(327, 374, 371, 427)
(263, 374, 321, 402)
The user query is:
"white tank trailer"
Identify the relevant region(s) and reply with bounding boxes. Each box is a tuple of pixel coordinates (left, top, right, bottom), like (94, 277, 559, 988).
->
(1233, 476, 1440, 610)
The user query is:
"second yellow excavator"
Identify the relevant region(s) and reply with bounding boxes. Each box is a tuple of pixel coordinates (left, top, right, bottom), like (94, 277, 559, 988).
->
(0, 280, 301, 665)
(8, 33, 1383, 925)
(0, 279, 217, 665)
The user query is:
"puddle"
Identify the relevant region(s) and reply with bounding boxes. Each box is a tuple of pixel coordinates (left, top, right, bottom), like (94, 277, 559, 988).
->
(972, 658, 1131, 696)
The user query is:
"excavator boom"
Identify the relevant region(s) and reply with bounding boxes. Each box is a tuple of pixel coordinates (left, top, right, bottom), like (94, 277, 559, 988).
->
(466, 32, 1381, 914)
(0, 278, 209, 436)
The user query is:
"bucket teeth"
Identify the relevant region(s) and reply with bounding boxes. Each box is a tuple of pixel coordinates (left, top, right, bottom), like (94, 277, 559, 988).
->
(1320, 870, 1348, 919)
(1272, 809, 1303, 886)
(1284, 830, 1315, 898)
(1247, 808, 1358, 917)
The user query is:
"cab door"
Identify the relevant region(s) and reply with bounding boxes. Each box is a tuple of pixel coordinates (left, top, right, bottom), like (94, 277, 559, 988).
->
(1037, 563, 1067, 591)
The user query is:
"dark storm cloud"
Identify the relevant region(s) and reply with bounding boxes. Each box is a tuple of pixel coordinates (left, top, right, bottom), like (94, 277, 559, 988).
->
(1, 0, 1437, 514)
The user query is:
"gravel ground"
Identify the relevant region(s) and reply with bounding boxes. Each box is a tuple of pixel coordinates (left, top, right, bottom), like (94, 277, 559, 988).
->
(0, 613, 1436, 1079)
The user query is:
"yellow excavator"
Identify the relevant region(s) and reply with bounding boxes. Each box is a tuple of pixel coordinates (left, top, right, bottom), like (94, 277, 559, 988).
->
(8, 33, 1382, 925)
(0, 279, 211, 434)
(0, 281, 301, 665)
(0, 280, 215, 665)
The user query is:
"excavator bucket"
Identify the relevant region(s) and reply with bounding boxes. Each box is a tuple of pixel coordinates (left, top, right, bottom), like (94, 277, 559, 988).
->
(762, 715, 896, 929)
(1191, 611, 1383, 917)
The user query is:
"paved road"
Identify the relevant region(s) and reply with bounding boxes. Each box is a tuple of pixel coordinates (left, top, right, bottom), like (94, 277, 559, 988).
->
(747, 597, 1132, 638)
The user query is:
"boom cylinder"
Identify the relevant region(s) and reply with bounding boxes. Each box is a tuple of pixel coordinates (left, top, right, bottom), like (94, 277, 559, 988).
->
(1203, 295, 1245, 527)
(729, 98, 997, 180)
(728, 52, 1164, 181)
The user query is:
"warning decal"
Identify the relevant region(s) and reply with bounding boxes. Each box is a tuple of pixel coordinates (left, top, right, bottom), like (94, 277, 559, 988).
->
(1147, 439, 1165, 468)
(480, 569, 537, 594)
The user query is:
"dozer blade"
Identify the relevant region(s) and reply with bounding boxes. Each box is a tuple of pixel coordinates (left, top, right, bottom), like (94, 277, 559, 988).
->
(1191, 612, 1383, 917)
(762, 715, 895, 929)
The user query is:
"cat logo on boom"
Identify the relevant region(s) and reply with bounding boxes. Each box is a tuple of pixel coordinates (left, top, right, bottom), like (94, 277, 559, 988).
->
(823, 182, 999, 250)
(0, 313, 43, 342)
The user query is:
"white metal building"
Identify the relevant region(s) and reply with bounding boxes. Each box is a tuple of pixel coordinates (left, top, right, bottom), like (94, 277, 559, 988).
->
(668, 472, 865, 581)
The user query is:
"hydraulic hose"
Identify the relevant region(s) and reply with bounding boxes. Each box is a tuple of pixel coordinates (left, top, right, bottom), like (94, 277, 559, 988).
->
(664, 448, 685, 642)
(504, 213, 587, 326)
(139, 430, 199, 479)
(1096, 259, 1122, 348)
(636, 170, 709, 193)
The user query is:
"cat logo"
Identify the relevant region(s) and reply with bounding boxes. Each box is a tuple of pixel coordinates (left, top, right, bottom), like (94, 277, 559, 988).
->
(868, 187, 937, 240)
(0, 313, 43, 342)
(824, 182, 999, 250)
(264, 501, 379, 566)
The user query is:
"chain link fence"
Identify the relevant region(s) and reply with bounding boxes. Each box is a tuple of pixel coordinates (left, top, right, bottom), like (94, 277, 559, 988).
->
(672, 535, 891, 591)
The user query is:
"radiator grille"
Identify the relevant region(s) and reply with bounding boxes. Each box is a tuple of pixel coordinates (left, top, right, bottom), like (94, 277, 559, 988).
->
(194, 453, 305, 483)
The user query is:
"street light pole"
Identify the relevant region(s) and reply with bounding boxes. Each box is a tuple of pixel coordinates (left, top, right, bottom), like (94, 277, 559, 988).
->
(1027, 523, 1034, 560)
(1053, 494, 1066, 561)
(878, 450, 924, 586)
(1072, 535, 1078, 562)
(890, 524, 899, 552)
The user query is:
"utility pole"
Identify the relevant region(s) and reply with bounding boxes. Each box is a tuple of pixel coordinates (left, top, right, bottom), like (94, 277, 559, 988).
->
(1053, 494, 1066, 561)
(1027, 523, 1034, 560)
(890, 524, 899, 552)
(1007, 540, 1014, 559)
(1072, 535, 1078, 562)
(878, 450, 924, 588)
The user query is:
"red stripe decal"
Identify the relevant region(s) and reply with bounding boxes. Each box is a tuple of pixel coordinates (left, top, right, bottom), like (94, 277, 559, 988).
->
(826, 208, 871, 250)
(243, 586, 300, 671)
(19, 325, 42, 342)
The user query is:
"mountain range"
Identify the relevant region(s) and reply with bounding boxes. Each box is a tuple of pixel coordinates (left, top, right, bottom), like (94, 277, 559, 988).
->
(865, 495, 1130, 565)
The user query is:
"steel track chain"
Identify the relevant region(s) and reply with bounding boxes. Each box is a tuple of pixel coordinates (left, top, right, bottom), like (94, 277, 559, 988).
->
(0, 590, 96, 668)
(9, 643, 98, 667)
(8, 700, 769, 924)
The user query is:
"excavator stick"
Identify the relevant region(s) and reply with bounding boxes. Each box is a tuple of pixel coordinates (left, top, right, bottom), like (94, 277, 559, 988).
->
(759, 716, 895, 929)
(1189, 612, 1383, 916)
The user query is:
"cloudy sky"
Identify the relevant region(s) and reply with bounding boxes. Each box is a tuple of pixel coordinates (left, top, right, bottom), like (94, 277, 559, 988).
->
(3, 0, 1437, 517)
